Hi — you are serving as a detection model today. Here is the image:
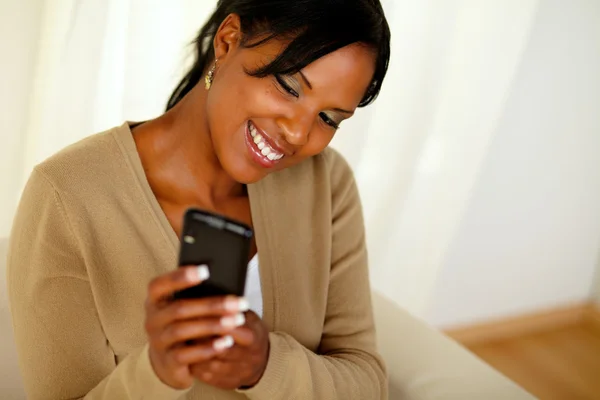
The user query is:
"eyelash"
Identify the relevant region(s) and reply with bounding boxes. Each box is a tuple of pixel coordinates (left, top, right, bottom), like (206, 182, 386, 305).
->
(275, 74, 299, 98)
(319, 113, 340, 130)
(274, 74, 340, 130)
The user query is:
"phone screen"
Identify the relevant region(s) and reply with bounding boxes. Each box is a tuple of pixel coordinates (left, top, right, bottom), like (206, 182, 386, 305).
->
(175, 210, 253, 299)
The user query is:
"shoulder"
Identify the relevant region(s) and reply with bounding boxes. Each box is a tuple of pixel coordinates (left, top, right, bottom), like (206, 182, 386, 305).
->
(313, 147, 357, 200)
(279, 147, 355, 188)
(319, 148, 361, 216)
(319, 147, 355, 187)
(33, 123, 128, 194)
(264, 147, 358, 214)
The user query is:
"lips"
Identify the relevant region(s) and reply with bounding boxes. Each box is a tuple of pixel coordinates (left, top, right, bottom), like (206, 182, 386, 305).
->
(244, 121, 288, 169)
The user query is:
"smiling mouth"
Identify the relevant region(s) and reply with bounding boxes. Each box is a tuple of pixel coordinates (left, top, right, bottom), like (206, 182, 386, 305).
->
(247, 121, 285, 162)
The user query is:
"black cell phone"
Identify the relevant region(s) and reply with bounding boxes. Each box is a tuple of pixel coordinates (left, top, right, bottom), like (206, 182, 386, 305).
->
(173, 208, 253, 300)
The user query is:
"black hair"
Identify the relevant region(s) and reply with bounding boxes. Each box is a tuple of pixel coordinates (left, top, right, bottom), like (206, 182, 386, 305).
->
(166, 0, 391, 111)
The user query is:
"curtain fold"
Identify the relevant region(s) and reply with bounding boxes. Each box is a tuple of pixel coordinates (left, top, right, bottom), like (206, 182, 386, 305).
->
(333, 0, 540, 315)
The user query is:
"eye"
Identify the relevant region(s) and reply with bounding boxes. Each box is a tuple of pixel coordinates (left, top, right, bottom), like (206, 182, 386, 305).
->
(319, 112, 340, 130)
(275, 74, 299, 98)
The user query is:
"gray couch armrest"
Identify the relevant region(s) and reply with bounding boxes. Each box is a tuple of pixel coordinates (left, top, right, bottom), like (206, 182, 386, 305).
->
(372, 291, 536, 400)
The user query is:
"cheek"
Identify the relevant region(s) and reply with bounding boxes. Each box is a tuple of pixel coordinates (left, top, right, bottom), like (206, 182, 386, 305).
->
(206, 83, 251, 154)
(211, 83, 244, 122)
(306, 126, 337, 154)
(209, 78, 280, 133)
(280, 128, 336, 169)
(252, 81, 289, 117)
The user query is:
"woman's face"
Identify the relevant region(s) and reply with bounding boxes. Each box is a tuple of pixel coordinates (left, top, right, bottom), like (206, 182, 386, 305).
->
(204, 16, 377, 184)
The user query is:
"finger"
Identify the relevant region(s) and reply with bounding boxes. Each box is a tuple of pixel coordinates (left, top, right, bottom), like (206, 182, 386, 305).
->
(229, 325, 255, 347)
(158, 314, 246, 349)
(169, 335, 234, 365)
(215, 344, 246, 361)
(190, 363, 242, 390)
(150, 296, 249, 329)
(208, 359, 234, 374)
(147, 265, 210, 305)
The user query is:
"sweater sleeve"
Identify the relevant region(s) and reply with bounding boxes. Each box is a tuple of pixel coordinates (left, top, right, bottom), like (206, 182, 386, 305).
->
(239, 149, 388, 399)
(7, 169, 189, 400)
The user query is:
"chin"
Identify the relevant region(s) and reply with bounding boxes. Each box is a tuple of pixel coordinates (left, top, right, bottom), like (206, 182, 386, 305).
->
(232, 171, 265, 185)
(215, 131, 283, 184)
(222, 159, 267, 185)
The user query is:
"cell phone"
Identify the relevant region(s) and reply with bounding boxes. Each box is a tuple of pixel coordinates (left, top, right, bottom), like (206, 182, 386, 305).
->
(173, 208, 253, 300)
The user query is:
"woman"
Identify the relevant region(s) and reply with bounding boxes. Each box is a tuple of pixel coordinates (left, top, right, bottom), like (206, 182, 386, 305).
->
(7, 0, 391, 399)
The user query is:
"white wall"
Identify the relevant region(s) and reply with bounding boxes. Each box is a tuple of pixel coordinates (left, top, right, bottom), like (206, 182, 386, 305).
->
(333, 0, 540, 317)
(15, 0, 217, 190)
(594, 256, 600, 305)
(428, 0, 600, 328)
(0, 0, 44, 238)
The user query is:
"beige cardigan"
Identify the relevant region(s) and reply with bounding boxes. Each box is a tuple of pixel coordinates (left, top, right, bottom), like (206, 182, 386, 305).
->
(7, 123, 387, 400)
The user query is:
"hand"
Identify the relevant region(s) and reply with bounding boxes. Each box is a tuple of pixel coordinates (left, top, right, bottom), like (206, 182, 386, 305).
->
(144, 265, 249, 390)
(189, 310, 270, 390)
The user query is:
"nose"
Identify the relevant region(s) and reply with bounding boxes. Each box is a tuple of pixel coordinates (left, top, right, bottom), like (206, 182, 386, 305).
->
(276, 110, 313, 147)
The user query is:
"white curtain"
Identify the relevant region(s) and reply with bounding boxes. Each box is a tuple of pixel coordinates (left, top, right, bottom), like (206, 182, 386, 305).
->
(2, 0, 540, 318)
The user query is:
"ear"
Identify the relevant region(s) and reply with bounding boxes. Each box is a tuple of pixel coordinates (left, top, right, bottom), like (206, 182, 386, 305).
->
(213, 14, 242, 61)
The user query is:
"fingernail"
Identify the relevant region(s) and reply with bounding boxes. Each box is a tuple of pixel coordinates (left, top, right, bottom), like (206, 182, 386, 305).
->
(213, 335, 234, 351)
(187, 265, 209, 282)
(238, 297, 250, 312)
(225, 296, 250, 312)
(220, 313, 245, 328)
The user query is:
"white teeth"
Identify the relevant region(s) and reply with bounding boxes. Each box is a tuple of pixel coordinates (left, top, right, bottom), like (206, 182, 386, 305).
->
(249, 122, 284, 161)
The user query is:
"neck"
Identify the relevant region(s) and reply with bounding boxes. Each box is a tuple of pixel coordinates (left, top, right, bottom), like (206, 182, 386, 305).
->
(134, 85, 245, 208)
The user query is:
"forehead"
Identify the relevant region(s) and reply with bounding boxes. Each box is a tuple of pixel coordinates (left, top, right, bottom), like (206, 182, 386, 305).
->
(246, 40, 377, 108)
(302, 44, 376, 106)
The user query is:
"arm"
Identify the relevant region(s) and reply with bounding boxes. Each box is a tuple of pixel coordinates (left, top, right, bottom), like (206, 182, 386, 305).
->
(7, 169, 188, 400)
(239, 150, 388, 399)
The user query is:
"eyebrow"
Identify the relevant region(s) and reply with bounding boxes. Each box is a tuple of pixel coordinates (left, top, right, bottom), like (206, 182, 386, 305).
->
(333, 107, 353, 115)
(298, 71, 313, 90)
(297, 71, 354, 115)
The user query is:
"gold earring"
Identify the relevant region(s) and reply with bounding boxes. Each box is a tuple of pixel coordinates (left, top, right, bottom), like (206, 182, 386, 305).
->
(205, 60, 218, 90)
